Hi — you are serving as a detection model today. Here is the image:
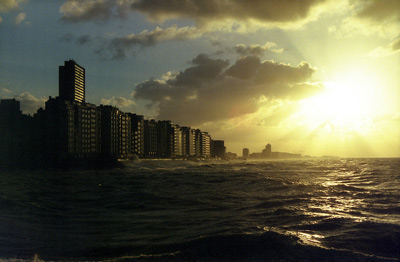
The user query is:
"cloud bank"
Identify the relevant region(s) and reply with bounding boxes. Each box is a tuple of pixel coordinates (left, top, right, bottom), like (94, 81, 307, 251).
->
(131, 0, 326, 26)
(59, 0, 329, 58)
(133, 54, 322, 125)
(60, 0, 327, 26)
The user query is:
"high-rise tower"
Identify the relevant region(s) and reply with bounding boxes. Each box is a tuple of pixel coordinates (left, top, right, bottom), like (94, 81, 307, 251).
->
(59, 60, 85, 103)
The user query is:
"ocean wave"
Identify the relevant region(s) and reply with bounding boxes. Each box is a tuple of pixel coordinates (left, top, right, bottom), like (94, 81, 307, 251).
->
(102, 231, 399, 261)
(5, 231, 395, 262)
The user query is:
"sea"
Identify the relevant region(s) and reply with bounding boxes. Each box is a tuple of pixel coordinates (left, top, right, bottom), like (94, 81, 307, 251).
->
(0, 158, 399, 262)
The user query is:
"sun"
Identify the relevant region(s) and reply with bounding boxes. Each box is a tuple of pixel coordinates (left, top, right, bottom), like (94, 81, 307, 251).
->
(296, 67, 382, 133)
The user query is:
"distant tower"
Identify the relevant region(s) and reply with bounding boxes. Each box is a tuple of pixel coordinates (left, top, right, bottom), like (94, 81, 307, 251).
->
(243, 148, 249, 158)
(59, 60, 85, 103)
(266, 144, 271, 153)
(262, 144, 272, 158)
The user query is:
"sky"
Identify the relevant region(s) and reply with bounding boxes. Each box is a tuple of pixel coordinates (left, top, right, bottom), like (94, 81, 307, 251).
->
(0, 0, 399, 157)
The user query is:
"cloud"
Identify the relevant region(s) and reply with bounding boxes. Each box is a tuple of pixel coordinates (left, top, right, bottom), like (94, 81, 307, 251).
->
(368, 38, 400, 57)
(60, 0, 130, 22)
(59, 0, 329, 26)
(233, 42, 283, 57)
(133, 54, 322, 125)
(15, 11, 25, 24)
(63, 26, 204, 59)
(0, 0, 25, 13)
(216, 42, 284, 57)
(100, 96, 136, 109)
(59, 33, 93, 45)
(102, 26, 204, 59)
(131, 0, 328, 27)
(1, 87, 12, 94)
(14, 92, 46, 115)
(338, 0, 400, 38)
(60, 1, 330, 58)
(354, 0, 400, 23)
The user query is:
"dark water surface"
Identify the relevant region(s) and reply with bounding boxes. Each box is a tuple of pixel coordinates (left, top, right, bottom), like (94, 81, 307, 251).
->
(0, 158, 399, 261)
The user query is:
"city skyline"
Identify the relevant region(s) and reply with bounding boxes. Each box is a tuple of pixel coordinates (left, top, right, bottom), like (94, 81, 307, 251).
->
(0, 59, 229, 168)
(1, 0, 399, 157)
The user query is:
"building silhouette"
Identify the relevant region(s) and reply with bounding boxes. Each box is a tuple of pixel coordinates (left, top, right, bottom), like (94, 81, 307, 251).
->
(157, 120, 175, 157)
(0, 60, 227, 168)
(243, 148, 249, 158)
(249, 143, 301, 159)
(144, 119, 158, 158)
(211, 140, 226, 158)
(180, 127, 196, 157)
(59, 60, 85, 103)
(0, 99, 34, 167)
(262, 143, 272, 158)
(99, 105, 130, 159)
(127, 113, 144, 157)
(35, 97, 102, 161)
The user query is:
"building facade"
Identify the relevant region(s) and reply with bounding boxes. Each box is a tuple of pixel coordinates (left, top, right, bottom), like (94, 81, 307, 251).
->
(157, 120, 175, 157)
(212, 140, 226, 159)
(59, 60, 85, 103)
(173, 125, 183, 157)
(200, 132, 211, 158)
(99, 105, 130, 158)
(144, 119, 158, 157)
(180, 127, 195, 157)
(40, 97, 102, 160)
(128, 113, 144, 157)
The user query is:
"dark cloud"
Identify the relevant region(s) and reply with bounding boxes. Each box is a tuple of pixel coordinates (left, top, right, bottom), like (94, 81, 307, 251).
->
(344, 0, 400, 37)
(60, 0, 130, 23)
(131, 0, 326, 24)
(354, 0, 400, 23)
(216, 43, 283, 57)
(133, 54, 322, 125)
(102, 26, 203, 59)
(59, 33, 93, 45)
(390, 37, 400, 51)
(233, 43, 283, 57)
(77, 35, 92, 45)
(60, 0, 327, 26)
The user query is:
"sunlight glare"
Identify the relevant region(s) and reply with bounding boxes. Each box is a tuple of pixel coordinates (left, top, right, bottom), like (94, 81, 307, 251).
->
(297, 68, 381, 132)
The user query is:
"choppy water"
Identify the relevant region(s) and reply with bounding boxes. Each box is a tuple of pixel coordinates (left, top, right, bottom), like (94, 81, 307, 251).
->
(0, 158, 399, 261)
